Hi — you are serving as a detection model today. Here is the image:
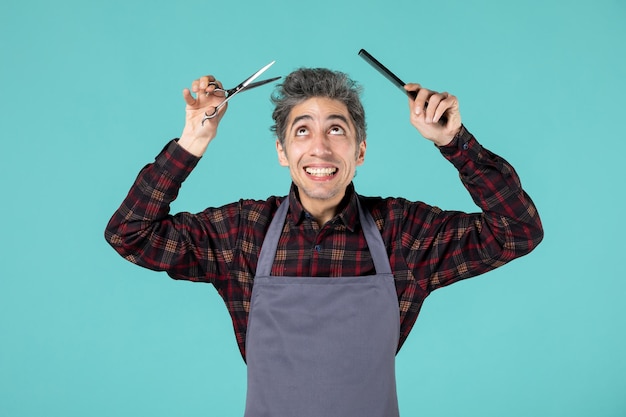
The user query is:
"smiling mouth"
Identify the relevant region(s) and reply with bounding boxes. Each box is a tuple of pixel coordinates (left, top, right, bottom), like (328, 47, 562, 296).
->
(305, 167, 338, 177)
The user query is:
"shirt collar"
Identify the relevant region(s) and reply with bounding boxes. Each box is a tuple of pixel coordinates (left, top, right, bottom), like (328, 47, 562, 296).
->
(287, 183, 359, 232)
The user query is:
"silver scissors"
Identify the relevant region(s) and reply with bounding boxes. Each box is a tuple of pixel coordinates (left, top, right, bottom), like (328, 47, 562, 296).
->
(202, 61, 280, 125)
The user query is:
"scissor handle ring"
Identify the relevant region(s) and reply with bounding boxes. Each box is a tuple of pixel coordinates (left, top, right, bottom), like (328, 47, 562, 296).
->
(204, 82, 227, 97)
(201, 107, 219, 126)
(201, 81, 226, 126)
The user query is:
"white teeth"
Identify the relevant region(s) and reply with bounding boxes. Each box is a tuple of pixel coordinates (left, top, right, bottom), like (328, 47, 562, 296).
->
(305, 167, 337, 176)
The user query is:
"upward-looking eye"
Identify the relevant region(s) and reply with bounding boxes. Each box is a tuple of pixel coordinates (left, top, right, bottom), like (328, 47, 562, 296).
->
(295, 127, 309, 136)
(328, 126, 345, 135)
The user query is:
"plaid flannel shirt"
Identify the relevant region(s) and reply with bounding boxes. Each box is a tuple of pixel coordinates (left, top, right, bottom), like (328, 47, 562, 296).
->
(105, 126, 544, 360)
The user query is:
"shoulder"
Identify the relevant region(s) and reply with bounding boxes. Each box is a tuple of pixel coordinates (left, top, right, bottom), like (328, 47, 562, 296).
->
(358, 194, 444, 231)
(358, 194, 434, 215)
(235, 195, 286, 224)
(196, 196, 285, 224)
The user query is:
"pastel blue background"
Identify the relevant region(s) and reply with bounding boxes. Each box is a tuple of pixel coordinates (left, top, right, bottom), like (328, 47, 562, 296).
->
(1, 0, 624, 416)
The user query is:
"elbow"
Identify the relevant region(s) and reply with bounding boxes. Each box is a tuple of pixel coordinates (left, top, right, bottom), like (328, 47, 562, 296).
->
(104, 217, 136, 260)
(104, 226, 120, 249)
(528, 219, 544, 253)
(104, 224, 127, 257)
(509, 216, 544, 259)
(523, 198, 545, 255)
(486, 213, 544, 263)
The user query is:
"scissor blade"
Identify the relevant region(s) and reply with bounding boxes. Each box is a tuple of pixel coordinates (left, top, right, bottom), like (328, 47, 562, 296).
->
(242, 61, 276, 89)
(245, 76, 282, 91)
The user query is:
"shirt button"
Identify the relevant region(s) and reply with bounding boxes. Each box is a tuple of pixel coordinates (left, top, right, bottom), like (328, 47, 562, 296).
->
(314, 245, 322, 252)
(462, 142, 469, 150)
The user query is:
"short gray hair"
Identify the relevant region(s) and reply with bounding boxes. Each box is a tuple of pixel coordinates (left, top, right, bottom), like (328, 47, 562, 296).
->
(270, 68, 366, 147)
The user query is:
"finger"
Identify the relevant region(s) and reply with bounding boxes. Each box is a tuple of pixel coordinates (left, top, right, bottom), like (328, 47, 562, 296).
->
(204, 80, 225, 97)
(423, 92, 440, 123)
(413, 87, 432, 116)
(191, 75, 216, 93)
(432, 94, 458, 124)
(403, 83, 420, 104)
(198, 75, 215, 90)
(404, 83, 421, 92)
(404, 83, 420, 101)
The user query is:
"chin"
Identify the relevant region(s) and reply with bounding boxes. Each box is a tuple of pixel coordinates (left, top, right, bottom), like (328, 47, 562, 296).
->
(300, 186, 343, 202)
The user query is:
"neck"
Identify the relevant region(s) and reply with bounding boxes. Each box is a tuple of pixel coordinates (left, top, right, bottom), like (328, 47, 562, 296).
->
(300, 196, 340, 227)
(296, 186, 352, 227)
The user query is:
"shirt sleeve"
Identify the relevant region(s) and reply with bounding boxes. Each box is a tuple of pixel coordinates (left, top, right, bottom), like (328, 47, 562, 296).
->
(104, 140, 241, 283)
(401, 125, 544, 292)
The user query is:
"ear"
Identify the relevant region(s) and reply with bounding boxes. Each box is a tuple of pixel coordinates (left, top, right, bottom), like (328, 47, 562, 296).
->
(276, 139, 289, 166)
(356, 139, 366, 166)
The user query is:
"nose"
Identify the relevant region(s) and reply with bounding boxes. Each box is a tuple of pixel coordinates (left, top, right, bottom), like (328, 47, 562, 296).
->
(309, 132, 332, 156)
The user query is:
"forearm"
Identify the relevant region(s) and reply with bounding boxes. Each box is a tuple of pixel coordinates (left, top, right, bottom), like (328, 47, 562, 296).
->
(441, 125, 543, 259)
(407, 126, 543, 291)
(104, 140, 204, 275)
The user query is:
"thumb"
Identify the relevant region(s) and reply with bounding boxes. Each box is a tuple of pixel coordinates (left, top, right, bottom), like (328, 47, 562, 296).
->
(182, 88, 197, 107)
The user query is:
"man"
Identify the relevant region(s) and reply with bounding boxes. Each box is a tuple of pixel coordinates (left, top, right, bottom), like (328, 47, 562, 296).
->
(105, 67, 543, 417)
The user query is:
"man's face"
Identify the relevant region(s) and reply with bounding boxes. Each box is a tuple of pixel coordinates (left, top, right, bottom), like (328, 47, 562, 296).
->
(276, 97, 366, 215)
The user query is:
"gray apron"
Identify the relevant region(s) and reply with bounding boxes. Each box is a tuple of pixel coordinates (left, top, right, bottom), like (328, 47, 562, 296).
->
(244, 196, 401, 417)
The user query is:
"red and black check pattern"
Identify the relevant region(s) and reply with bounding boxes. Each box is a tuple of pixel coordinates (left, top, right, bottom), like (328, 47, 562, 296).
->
(105, 126, 543, 360)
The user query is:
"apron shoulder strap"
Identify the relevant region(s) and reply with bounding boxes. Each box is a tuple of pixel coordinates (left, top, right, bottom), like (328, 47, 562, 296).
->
(355, 196, 392, 275)
(256, 196, 290, 277)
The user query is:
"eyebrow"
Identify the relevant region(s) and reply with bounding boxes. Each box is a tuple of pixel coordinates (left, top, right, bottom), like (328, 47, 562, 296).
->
(290, 114, 350, 130)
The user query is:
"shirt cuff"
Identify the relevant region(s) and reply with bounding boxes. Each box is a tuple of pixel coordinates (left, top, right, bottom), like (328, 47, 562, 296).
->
(437, 125, 484, 166)
(154, 139, 201, 182)
(437, 125, 472, 152)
